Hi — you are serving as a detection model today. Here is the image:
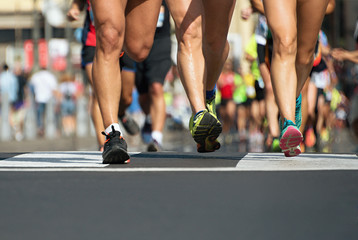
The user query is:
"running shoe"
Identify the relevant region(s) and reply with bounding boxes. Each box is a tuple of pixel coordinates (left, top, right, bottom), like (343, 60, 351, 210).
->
(147, 139, 162, 152)
(101, 126, 130, 164)
(279, 119, 303, 157)
(271, 138, 281, 152)
(295, 93, 302, 130)
(119, 113, 140, 135)
(189, 110, 222, 153)
(304, 126, 316, 148)
(206, 95, 217, 117)
(141, 121, 152, 144)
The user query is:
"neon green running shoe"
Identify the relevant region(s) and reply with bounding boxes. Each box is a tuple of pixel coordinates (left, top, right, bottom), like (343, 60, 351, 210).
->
(189, 109, 222, 152)
(206, 95, 217, 117)
(271, 138, 281, 152)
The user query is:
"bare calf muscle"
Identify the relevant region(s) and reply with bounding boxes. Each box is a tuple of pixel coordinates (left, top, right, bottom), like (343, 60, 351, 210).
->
(262, 0, 331, 156)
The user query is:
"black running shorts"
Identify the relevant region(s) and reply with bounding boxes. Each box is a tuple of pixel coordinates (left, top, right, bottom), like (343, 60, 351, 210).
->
(81, 46, 95, 68)
(81, 46, 136, 72)
(135, 37, 172, 94)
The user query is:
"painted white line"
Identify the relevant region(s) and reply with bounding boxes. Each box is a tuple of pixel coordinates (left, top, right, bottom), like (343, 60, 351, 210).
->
(0, 152, 357, 172)
(0, 167, 240, 172)
(0, 151, 104, 168)
(236, 153, 358, 171)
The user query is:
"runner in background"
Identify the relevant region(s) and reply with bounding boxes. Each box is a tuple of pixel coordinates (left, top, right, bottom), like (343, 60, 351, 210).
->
(135, 1, 171, 152)
(249, 0, 280, 152)
(331, 18, 358, 144)
(244, 34, 265, 152)
(217, 58, 237, 144)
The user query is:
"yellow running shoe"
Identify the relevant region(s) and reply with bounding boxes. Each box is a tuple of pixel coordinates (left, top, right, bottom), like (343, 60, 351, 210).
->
(189, 110, 222, 152)
(206, 95, 217, 117)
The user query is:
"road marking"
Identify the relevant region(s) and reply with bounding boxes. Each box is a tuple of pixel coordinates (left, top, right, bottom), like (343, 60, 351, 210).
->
(0, 152, 357, 172)
(236, 152, 358, 171)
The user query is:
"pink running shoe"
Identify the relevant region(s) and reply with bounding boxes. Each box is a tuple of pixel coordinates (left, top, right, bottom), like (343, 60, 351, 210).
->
(279, 119, 303, 157)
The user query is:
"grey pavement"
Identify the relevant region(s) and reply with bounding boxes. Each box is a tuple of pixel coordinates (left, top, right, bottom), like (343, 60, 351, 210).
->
(0, 126, 357, 240)
(0, 151, 358, 240)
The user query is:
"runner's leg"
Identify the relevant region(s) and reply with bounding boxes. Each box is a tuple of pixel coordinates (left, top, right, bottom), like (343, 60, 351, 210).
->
(202, 0, 236, 91)
(119, 70, 135, 116)
(295, 0, 330, 96)
(85, 63, 105, 148)
(166, 0, 206, 113)
(90, 0, 127, 128)
(263, 0, 297, 123)
(124, 0, 163, 62)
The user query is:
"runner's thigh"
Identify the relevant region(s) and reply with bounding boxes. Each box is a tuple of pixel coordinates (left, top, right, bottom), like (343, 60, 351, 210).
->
(296, 0, 330, 59)
(165, 0, 202, 38)
(262, 0, 297, 48)
(125, 0, 163, 61)
(90, 0, 127, 50)
(202, 0, 235, 43)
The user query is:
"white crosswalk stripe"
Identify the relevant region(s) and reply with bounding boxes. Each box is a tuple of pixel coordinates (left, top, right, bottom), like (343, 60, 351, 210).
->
(0, 151, 357, 172)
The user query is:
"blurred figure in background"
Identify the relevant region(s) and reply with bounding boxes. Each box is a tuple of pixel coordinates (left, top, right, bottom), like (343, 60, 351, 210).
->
(217, 58, 237, 144)
(232, 65, 249, 145)
(244, 34, 265, 152)
(305, 30, 335, 150)
(12, 65, 29, 141)
(241, 2, 280, 152)
(331, 19, 358, 142)
(135, 1, 171, 152)
(59, 73, 78, 136)
(0, 64, 19, 137)
(29, 67, 58, 137)
(331, 49, 358, 64)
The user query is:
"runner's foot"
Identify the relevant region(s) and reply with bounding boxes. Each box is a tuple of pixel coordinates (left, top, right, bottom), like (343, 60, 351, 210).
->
(279, 119, 303, 157)
(119, 113, 140, 135)
(102, 126, 130, 164)
(189, 110, 222, 153)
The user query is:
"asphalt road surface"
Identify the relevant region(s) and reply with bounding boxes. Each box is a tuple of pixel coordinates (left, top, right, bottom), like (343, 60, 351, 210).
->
(0, 151, 358, 240)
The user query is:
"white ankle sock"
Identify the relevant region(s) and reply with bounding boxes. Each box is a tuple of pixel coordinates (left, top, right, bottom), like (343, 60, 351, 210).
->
(151, 131, 163, 145)
(105, 123, 121, 135)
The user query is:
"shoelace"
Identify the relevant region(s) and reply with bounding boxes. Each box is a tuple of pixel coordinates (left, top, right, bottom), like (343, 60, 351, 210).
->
(101, 125, 121, 141)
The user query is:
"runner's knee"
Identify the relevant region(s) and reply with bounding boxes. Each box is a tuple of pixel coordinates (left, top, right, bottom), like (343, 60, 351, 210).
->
(204, 36, 229, 56)
(149, 82, 164, 97)
(175, 19, 202, 50)
(296, 48, 315, 68)
(125, 40, 153, 62)
(273, 34, 297, 59)
(97, 24, 124, 57)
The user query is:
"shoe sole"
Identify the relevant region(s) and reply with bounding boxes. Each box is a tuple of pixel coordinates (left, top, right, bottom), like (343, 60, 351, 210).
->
(122, 122, 140, 136)
(102, 146, 130, 164)
(147, 143, 159, 152)
(282, 145, 301, 157)
(192, 113, 222, 153)
(280, 126, 303, 157)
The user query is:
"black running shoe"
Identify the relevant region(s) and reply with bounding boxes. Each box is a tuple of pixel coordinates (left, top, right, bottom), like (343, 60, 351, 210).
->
(147, 139, 162, 152)
(119, 113, 140, 135)
(101, 126, 130, 164)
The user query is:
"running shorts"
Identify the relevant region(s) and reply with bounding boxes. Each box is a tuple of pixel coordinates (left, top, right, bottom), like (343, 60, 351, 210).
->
(81, 46, 136, 72)
(135, 37, 172, 94)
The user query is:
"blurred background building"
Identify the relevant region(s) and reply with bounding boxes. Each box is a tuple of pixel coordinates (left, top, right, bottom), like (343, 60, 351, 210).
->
(0, 0, 356, 73)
